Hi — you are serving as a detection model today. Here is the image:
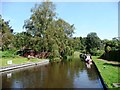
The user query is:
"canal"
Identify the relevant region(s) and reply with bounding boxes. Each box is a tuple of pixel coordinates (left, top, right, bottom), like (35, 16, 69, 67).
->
(2, 59, 104, 88)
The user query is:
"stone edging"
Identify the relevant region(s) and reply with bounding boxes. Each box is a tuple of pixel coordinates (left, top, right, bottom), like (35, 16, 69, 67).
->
(0, 59, 49, 72)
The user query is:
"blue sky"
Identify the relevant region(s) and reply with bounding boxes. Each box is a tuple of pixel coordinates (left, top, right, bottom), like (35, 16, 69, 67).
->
(1, 2, 118, 40)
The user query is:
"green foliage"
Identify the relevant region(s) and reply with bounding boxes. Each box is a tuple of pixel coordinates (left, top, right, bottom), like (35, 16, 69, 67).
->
(49, 44, 60, 61)
(89, 48, 104, 56)
(81, 50, 86, 54)
(67, 55, 73, 61)
(53, 57, 60, 62)
(104, 39, 120, 52)
(13, 32, 32, 50)
(86, 32, 101, 55)
(96, 50, 104, 56)
(22, 1, 75, 61)
(100, 38, 120, 62)
(90, 48, 98, 56)
(0, 51, 2, 57)
(65, 46, 70, 55)
(72, 37, 86, 51)
(0, 15, 14, 50)
(24, 2, 56, 37)
(105, 46, 111, 52)
(49, 52, 54, 61)
(2, 50, 17, 58)
(100, 50, 120, 62)
(53, 50, 60, 58)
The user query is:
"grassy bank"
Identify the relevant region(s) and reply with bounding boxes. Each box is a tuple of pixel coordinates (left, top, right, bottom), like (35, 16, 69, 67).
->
(1, 56, 45, 67)
(1, 51, 80, 67)
(92, 56, 120, 88)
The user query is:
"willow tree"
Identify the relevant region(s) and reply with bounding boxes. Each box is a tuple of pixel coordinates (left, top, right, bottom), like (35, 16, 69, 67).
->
(23, 1, 75, 61)
(55, 19, 75, 59)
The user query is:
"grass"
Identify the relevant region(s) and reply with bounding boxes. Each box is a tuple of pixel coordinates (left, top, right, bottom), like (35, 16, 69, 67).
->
(0, 56, 45, 67)
(92, 56, 120, 88)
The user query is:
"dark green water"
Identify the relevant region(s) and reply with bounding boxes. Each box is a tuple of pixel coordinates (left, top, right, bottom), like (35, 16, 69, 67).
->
(2, 59, 103, 88)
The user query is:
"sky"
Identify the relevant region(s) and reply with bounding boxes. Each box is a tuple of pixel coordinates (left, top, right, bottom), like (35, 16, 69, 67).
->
(1, 1, 118, 40)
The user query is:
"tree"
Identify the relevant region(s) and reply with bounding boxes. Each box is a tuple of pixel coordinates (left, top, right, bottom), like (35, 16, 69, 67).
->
(103, 38, 120, 52)
(23, 1, 56, 52)
(79, 37, 86, 51)
(72, 37, 81, 51)
(23, 1, 56, 37)
(0, 15, 14, 50)
(13, 32, 32, 50)
(23, 1, 75, 61)
(100, 38, 120, 61)
(72, 37, 86, 52)
(85, 32, 101, 55)
(54, 19, 75, 58)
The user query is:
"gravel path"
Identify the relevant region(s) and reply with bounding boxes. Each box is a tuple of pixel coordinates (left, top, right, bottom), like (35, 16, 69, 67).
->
(97, 59, 120, 65)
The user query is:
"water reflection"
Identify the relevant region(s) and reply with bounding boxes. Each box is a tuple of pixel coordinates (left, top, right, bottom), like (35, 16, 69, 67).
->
(7, 73, 12, 78)
(2, 59, 103, 88)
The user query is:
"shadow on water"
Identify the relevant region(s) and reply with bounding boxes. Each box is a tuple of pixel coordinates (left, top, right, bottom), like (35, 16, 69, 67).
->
(2, 58, 104, 88)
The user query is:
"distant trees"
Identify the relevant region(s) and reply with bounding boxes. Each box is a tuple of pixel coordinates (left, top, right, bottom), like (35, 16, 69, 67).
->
(72, 32, 103, 55)
(72, 37, 86, 52)
(85, 32, 101, 55)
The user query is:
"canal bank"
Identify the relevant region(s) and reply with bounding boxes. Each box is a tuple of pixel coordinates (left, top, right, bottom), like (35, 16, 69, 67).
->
(92, 56, 120, 88)
(92, 61, 108, 89)
(0, 59, 49, 73)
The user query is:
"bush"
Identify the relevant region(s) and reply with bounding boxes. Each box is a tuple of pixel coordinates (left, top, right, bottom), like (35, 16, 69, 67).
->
(53, 57, 60, 62)
(67, 56, 73, 61)
(81, 50, 86, 54)
(54, 50, 60, 58)
(100, 50, 120, 62)
(96, 50, 104, 56)
(2, 50, 17, 58)
(49, 49, 60, 62)
(105, 46, 111, 53)
(66, 46, 70, 55)
(0, 51, 2, 57)
(89, 48, 104, 56)
(90, 48, 97, 56)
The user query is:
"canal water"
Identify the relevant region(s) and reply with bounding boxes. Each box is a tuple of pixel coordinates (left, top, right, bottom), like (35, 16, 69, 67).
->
(2, 59, 104, 88)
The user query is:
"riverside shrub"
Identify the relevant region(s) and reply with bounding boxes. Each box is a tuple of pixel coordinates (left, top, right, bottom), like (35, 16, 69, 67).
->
(100, 50, 120, 62)
(2, 50, 16, 58)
